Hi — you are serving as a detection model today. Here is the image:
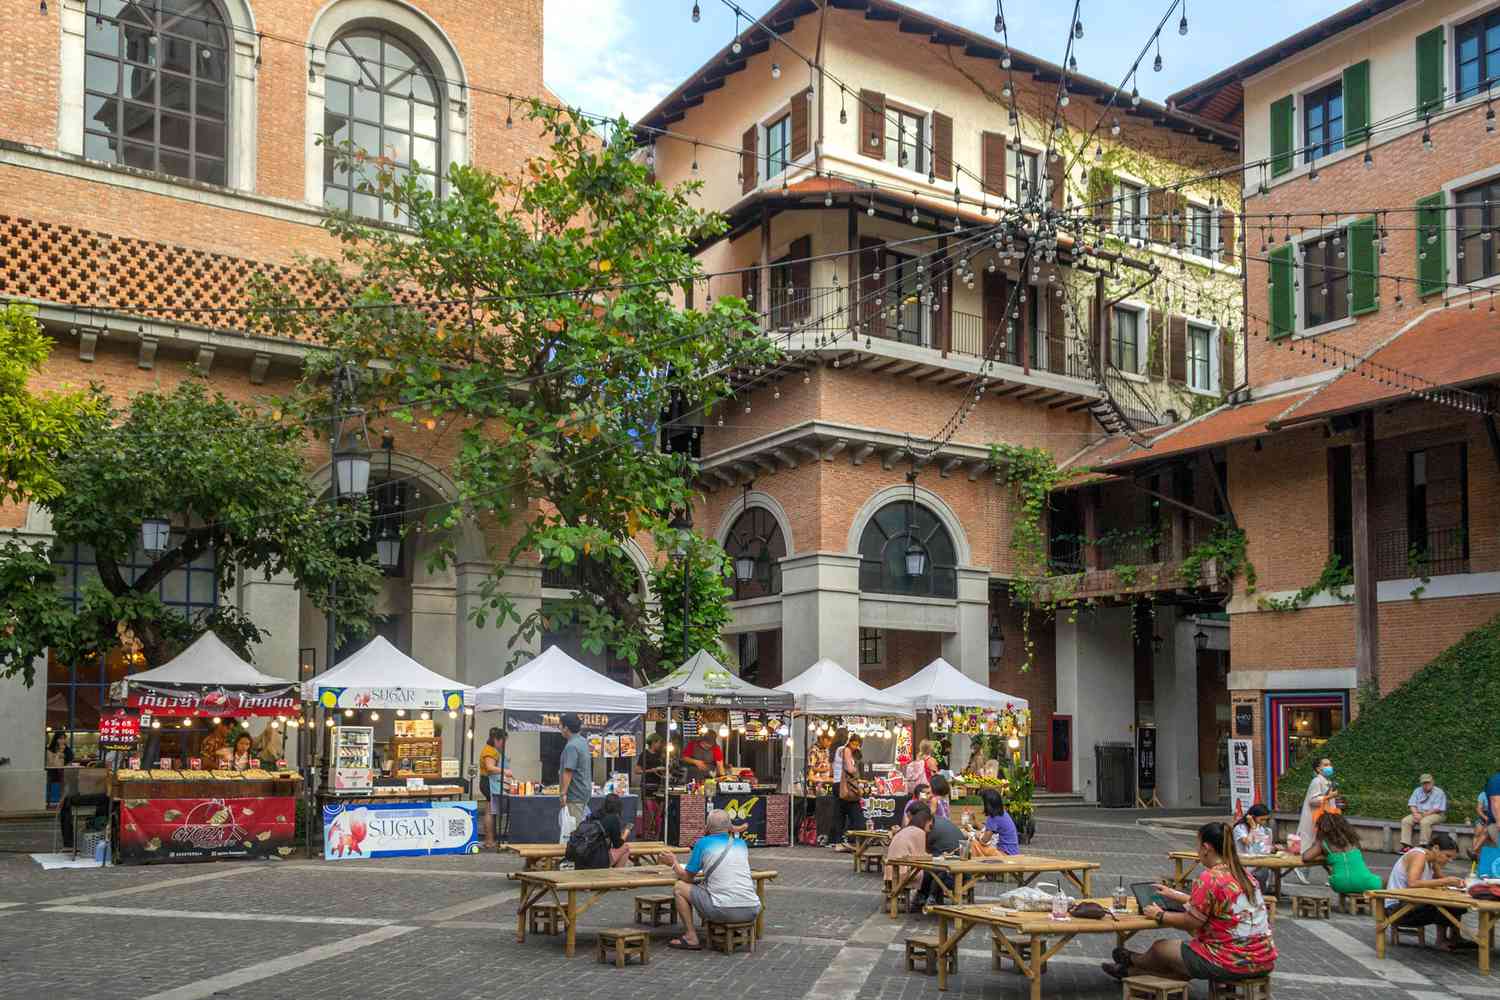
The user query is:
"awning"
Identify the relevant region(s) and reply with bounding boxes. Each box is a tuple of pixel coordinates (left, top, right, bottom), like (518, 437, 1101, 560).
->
(475, 645, 646, 714)
(303, 636, 473, 712)
(644, 650, 794, 711)
(108, 632, 299, 718)
(879, 657, 1027, 713)
(1275, 309, 1500, 426)
(775, 658, 914, 718)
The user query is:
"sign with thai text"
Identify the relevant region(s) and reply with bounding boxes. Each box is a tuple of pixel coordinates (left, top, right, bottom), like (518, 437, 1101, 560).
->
(1229, 739, 1256, 815)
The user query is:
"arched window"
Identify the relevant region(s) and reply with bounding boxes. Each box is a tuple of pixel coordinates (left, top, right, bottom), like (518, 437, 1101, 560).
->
(858, 500, 957, 598)
(83, 0, 230, 184)
(724, 507, 786, 600)
(322, 29, 442, 221)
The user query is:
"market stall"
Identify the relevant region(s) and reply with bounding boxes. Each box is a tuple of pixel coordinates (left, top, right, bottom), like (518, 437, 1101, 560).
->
(775, 658, 915, 842)
(303, 637, 479, 860)
(475, 645, 647, 843)
(643, 649, 795, 847)
(882, 657, 1032, 834)
(106, 632, 303, 865)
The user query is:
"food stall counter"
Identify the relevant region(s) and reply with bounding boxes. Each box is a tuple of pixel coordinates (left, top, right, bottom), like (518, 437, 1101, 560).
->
(111, 768, 304, 864)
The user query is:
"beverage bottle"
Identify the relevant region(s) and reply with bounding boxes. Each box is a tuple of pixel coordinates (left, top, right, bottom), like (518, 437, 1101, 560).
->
(1113, 877, 1128, 912)
(1051, 888, 1069, 921)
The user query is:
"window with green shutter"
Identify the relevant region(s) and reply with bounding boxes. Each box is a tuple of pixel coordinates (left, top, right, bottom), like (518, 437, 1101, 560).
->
(1270, 95, 1295, 177)
(1269, 244, 1295, 338)
(1349, 215, 1379, 315)
(1416, 27, 1444, 116)
(1416, 192, 1447, 297)
(1343, 61, 1370, 146)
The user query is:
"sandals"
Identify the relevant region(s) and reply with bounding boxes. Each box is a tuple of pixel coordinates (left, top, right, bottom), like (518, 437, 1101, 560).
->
(1111, 946, 1134, 969)
(1100, 961, 1129, 981)
(668, 936, 703, 951)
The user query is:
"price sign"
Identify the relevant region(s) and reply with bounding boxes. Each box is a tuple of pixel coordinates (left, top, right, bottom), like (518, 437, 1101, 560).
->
(406, 776, 426, 789)
(717, 780, 752, 794)
(99, 710, 140, 751)
(188, 757, 203, 771)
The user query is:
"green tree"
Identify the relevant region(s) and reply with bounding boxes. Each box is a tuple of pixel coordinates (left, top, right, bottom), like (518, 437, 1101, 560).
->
(251, 103, 776, 679)
(0, 304, 102, 505)
(0, 380, 383, 684)
(649, 533, 735, 672)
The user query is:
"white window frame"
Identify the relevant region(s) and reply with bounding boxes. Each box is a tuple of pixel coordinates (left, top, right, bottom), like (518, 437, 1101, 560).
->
(1301, 75, 1347, 165)
(1008, 142, 1043, 205)
(1109, 301, 1148, 377)
(1443, 160, 1500, 298)
(763, 112, 792, 183)
(1185, 319, 1219, 395)
(1115, 179, 1149, 242)
(1185, 201, 1217, 261)
(1293, 217, 1358, 338)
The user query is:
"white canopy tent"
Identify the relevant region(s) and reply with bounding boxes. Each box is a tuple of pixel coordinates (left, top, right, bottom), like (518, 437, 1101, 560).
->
(301, 636, 474, 711)
(880, 657, 1028, 712)
(475, 645, 646, 714)
(775, 658, 914, 717)
(122, 631, 289, 689)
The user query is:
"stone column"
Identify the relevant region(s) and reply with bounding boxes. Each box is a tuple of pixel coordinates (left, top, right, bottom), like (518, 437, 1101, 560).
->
(0, 657, 48, 812)
(1054, 605, 1135, 803)
(941, 568, 991, 683)
(239, 569, 304, 760)
(458, 562, 542, 777)
(779, 552, 861, 680)
(1152, 609, 1202, 808)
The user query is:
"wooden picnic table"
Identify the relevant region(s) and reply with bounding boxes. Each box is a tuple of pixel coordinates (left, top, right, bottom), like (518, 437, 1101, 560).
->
(498, 841, 673, 870)
(926, 899, 1158, 1000)
(1371, 887, 1500, 976)
(1168, 849, 1317, 896)
(512, 864, 778, 956)
(886, 854, 1099, 917)
(847, 828, 892, 872)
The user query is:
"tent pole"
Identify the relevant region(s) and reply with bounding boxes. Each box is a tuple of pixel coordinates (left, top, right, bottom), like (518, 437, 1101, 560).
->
(663, 706, 671, 848)
(499, 709, 509, 845)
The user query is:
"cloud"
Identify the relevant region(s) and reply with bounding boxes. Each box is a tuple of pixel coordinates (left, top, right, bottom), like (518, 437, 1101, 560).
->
(544, 0, 678, 121)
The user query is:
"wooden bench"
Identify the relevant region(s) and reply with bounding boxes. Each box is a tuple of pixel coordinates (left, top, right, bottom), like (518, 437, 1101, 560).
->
(860, 850, 886, 874)
(527, 903, 565, 935)
(1123, 975, 1190, 1000)
(1209, 978, 1271, 1000)
(905, 935, 956, 975)
(634, 893, 675, 927)
(1292, 895, 1331, 919)
(595, 928, 649, 967)
(993, 936, 1047, 974)
(705, 920, 756, 955)
(1339, 892, 1372, 916)
(1388, 923, 1425, 947)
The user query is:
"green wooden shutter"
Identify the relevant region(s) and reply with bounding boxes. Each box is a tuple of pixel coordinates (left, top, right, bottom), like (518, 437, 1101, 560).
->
(1269, 244, 1295, 339)
(1343, 61, 1371, 145)
(1269, 95, 1294, 177)
(1349, 215, 1379, 315)
(1416, 192, 1446, 297)
(1416, 27, 1444, 116)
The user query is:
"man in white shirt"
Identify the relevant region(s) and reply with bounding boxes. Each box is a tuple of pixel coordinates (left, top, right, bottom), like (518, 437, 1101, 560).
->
(1400, 773, 1448, 850)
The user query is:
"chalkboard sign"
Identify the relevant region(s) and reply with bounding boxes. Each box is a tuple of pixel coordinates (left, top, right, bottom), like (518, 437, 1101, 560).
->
(1136, 725, 1157, 797)
(1234, 703, 1254, 737)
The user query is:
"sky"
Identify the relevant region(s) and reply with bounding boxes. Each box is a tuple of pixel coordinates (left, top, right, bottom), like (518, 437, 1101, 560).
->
(544, 0, 1353, 123)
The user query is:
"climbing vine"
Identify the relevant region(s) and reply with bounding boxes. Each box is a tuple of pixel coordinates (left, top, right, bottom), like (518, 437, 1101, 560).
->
(1177, 526, 1255, 594)
(1256, 552, 1352, 612)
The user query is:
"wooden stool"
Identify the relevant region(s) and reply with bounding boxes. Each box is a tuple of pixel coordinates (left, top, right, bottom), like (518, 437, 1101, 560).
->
(1264, 896, 1277, 926)
(1123, 975, 1191, 1000)
(1388, 923, 1425, 947)
(1208, 977, 1271, 1000)
(1339, 893, 1372, 916)
(634, 894, 675, 926)
(861, 851, 885, 873)
(705, 920, 756, 955)
(992, 936, 1048, 974)
(1292, 895, 1331, 919)
(595, 928, 649, 968)
(528, 903, 565, 936)
(904, 936, 956, 975)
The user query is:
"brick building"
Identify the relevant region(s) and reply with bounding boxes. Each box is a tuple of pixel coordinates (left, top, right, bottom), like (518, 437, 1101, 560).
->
(1077, 0, 1500, 807)
(640, 0, 1244, 802)
(0, 0, 557, 810)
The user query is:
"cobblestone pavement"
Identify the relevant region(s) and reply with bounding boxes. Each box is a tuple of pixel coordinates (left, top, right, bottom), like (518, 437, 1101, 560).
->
(0, 811, 1493, 1000)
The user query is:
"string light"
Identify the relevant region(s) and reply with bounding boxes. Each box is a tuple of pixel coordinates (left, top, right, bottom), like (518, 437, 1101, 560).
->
(692, 1, 701, 22)
(1179, 1, 1189, 36)
(1153, 39, 1163, 73)
(770, 62, 781, 79)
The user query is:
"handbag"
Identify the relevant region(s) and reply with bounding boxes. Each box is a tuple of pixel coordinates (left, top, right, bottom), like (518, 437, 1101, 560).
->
(838, 775, 862, 802)
(1068, 900, 1113, 921)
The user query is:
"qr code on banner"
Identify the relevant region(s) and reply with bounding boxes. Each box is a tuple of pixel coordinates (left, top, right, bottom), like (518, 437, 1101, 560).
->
(449, 818, 468, 838)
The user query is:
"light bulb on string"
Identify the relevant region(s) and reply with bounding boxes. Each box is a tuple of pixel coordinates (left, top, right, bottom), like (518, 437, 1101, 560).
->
(771, 62, 781, 79)
(369, 711, 379, 721)
(1131, 80, 1141, 107)
(1179, 2, 1189, 36)
(343, 708, 354, 718)
(1074, 19, 1084, 39)
(692, 1, 701, 22)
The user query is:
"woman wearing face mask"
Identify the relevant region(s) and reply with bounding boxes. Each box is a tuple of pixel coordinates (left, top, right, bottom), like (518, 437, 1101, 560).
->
(1102, 821, 1276, 983)
(1293, 758, 1336, 884)
(1383, 832, 1465, 950)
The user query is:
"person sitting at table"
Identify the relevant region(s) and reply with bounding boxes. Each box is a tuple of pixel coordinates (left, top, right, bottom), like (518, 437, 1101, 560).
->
(910, 805, 964, 910)
(886, 803, 930, 884)
(1472, 770, 1500, 859)
(1232, 804, 1277, 894)
(1401, 773, 1448, 852)
(596, 792, 633, 868)
(1384, 831, 1465, 951)
(1103, 821, 1276, 985)
(928, 773, 953, 820)
(1302, 811, 1381, 895)
(973, 787, 1020, 856)
(661, 809, 761, 950)
(898, 784, 930, 829)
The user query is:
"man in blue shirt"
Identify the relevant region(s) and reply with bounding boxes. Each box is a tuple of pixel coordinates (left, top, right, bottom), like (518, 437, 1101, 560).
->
(1474, 771, 1500, 859)
(661, 809, 760, 950)
(1400, 773, 1447, 851)
(557, 714, 593, 829)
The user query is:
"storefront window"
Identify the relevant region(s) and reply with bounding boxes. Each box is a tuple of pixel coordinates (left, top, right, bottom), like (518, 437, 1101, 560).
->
(1284, 705, 1343, 770)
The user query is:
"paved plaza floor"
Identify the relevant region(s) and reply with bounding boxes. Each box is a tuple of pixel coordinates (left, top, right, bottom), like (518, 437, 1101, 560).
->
(0, 810, 1492, 1000)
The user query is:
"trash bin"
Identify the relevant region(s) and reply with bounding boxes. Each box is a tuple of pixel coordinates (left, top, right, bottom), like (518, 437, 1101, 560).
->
(1095, 743, 1135, 808)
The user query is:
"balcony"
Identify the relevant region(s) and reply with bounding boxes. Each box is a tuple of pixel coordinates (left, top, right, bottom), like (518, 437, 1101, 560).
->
(1032, 556, 1226, 604)
(1331, 527, 1470, 582)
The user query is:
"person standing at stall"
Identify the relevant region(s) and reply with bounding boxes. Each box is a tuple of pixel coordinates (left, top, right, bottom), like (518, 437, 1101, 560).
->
(480, 728, 513, 849)
(683, 728, 725, 779)
(558, 713, 593, 827)
(833, 734, 865, 849)
(44, 732, 70, 808)
(198, 720, 230, 770)
(634, 732, 667, 839)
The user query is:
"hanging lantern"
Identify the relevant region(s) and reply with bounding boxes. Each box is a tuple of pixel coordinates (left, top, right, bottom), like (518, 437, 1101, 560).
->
(333, 436, 372, 497)
(376, 528, 401, 571)
(904, 538, 927, 577)
(734, 552, 756, 582)
(141, 517, 171, 555)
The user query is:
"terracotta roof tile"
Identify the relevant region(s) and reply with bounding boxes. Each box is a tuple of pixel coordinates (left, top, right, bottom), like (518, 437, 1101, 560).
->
(1277, 308, 1500, 425)
(1089, 389, 1319, 472)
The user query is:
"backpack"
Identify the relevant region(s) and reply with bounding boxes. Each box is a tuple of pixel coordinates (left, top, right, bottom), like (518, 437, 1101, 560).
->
(565, 818, 610, 869)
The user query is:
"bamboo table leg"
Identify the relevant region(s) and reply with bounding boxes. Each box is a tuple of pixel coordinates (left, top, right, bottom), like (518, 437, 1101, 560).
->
(936, 913, 952, 991)
(1027, 933, 1044, 1000)
(565, 888, 578, 957)
(755, 877, 767, 938)
(1479, 910, 1493, 975)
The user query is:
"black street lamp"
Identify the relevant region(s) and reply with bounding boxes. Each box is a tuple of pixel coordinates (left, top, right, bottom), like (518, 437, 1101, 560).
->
(1193, 628, 1210, 651)
(669, 508, 694, 660)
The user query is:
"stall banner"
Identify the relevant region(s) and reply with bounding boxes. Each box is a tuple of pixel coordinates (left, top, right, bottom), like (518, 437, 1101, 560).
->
(112, 681, 300, 717)
(99, 709, 140, 751)
(322, 799, 480, 860)
(316, 687, 471, 711)
(505, 710, 643, 741)
(931, 704, 1031, 736)
(118, 797, 296, 864)
(714, 792, 766, 845)
(1228, 739, 1256, 816)
(861, 795, 899, 824)
(1136, 725, 1158, 799)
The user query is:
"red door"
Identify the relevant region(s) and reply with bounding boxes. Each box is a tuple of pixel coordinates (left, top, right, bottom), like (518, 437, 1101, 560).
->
(1047, 714, 1073, 794)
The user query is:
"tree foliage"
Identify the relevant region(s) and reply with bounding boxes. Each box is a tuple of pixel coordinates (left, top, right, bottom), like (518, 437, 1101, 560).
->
(0, 304, 102, 505)
(648, 535, 736, 673)
(0, 380, 383, 684)
(251, 104, 775, 677)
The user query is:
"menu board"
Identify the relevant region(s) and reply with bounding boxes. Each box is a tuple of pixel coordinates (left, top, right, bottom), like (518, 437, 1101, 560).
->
(394, 719, 435, 738)
(334, 726, 374, 793)
(99, 709, 140, 751)
(392, 737, 442, 778)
